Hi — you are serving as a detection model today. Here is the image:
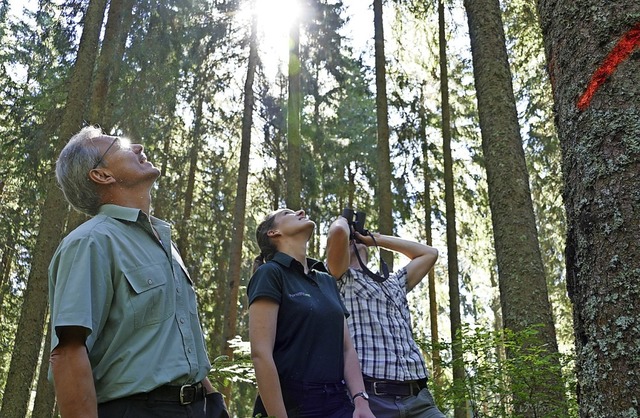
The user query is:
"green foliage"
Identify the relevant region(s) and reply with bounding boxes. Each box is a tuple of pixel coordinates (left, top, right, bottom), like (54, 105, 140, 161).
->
(418, 325, 578, 417)
(210, 336, 255, 386)
(210, 336, 257, 418)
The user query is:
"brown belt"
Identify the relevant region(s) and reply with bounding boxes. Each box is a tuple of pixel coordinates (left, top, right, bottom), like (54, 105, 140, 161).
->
(126, 382, 205, 405)
(364, 379, 423, 397)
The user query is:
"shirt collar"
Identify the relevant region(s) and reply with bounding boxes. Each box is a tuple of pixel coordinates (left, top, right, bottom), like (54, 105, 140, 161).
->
(98, 204, 141, 222)
(272, 252, 326, 273)
(98, 204, 169, 228)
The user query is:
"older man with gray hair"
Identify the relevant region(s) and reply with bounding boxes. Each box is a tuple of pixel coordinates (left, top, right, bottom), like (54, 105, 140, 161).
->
(48, 126, 227, 418)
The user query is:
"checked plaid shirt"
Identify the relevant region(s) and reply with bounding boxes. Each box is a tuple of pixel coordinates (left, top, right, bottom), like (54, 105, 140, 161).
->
(337, 267, 429, 382)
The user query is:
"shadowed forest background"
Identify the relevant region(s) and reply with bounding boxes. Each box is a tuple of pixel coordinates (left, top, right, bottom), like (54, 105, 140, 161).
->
(1, 0, 638, 417)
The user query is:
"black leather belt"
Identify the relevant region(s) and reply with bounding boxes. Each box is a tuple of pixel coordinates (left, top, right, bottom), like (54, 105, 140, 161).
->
(127, 382, 205, 405)
(364, 379, 423, 397)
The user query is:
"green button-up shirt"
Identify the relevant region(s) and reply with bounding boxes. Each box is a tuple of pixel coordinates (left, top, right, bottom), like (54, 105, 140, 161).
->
(48, 204, 211, 403)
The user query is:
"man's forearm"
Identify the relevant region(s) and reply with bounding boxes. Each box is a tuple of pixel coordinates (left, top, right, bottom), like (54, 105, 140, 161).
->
(51, 344, 98, 418)
(361, 232, 434, 259)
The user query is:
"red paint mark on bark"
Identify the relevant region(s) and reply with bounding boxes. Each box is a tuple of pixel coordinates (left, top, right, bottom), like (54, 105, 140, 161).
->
(577, 22, 640, 111)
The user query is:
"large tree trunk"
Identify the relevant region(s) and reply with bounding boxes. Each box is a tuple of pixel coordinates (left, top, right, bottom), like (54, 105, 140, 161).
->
(222, 10, 258, 410)
(88, 0, 133, 128)
(103, 0, 135, 131)
(286, 11, 302, 210)
(537, 1, 640, 415)
(437, 1, 465, 416)
(373, 0, 394, 269)
(463, 0, 566, 415)
(0, 1, 107, 416)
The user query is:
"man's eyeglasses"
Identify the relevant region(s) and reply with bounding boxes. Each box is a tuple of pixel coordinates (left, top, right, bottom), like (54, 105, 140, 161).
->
(92, 137, 119, 169)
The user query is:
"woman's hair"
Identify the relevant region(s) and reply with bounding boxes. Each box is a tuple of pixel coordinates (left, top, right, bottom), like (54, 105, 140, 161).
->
(253, 211, 279, 273)
(55, 126, 104, 216)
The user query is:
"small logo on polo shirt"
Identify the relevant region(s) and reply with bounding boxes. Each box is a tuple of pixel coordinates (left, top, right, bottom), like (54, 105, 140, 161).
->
(289, 292, 311, 298)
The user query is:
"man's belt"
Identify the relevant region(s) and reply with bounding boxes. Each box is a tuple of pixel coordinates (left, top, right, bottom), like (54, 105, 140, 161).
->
(127, 382, 206, 405)
(364, 379, 423, 397)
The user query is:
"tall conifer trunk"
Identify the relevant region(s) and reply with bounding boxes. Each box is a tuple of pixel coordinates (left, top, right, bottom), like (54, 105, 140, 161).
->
(438, 1, 465, 415)
(537, 1, 640, 414)
(286, 10, 302, 210)
(88, 0, 133, 128)
(0, 0, 108, 416)
(373, 0, 394, 269)
(176, 94, 204, 275)
(463, 0, 566, 415)
(31, 324, 56, 418)
(222, 10, 258, 410)
(419, 100, 443, 403)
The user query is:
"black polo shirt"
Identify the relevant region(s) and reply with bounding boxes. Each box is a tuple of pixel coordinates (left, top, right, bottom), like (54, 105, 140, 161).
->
(248, 252, 349, 383)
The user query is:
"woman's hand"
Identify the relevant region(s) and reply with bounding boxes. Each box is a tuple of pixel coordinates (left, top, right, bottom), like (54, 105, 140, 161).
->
(353, 397, 376, 418)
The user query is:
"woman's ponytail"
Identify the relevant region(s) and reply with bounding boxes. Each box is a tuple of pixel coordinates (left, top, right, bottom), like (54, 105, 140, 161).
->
(253, 212, 278, 273)
(252, 253, 265, 273)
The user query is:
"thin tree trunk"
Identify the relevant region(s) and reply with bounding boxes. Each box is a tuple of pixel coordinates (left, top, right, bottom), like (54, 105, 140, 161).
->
(436, 1, 466, 416)
(419, 117, 442, 405)
(347, 166, 355, 208)
(0, 1, 107, 416)
(222, 9, 258, 408)
(286, 11, 302, 210)
(537, 1, 640, 414)
(153, 120, 177, 221)
(31, 323, 57, 418)
(440, 46, 466, 418)
(463, 0, 566, 415)
(0, 234, 14, 318)
(373, 0, 394, 269)
(176, 94, 204, 274)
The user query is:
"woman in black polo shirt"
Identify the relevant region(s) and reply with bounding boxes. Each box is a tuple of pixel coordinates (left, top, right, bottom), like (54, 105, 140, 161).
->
(248, 208, 374, 418)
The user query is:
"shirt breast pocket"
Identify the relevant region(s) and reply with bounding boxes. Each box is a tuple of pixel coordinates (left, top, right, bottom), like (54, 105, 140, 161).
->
(352, 279, 385, 302)
(123, 264, 175, 329)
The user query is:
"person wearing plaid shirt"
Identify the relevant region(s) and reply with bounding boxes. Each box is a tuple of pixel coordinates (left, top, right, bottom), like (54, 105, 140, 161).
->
(326, 216, 445, 418)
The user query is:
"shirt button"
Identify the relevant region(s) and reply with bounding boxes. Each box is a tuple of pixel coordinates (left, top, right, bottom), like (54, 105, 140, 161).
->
(188, 348, 192, 353)
(180, 317, 185, 324)
(147, 279, 153, 285)
(176, 287, 181, 294)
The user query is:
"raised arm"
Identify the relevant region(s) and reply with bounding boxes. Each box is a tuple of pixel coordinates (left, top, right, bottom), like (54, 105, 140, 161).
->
(326, 216, 351, 280)
(354, 232, 438, 291)
(249, 298, 288, 418)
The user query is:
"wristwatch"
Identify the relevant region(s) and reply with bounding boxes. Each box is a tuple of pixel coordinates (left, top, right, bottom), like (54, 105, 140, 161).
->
(352, 391, 370, 401)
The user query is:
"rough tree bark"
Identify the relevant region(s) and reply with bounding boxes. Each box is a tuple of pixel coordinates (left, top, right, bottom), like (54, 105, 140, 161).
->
(537, 1, 640, 415)
(221, 9, 258, 409)
(438, 1, 466, 416)
(373, 0, 394, 269)
(286, 11, 302, 210)
(0, 0, 108, 416)
(463, 0, 567, 415)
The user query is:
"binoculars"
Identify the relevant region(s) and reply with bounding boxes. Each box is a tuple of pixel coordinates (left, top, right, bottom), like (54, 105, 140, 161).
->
(342, 208, 367, 239)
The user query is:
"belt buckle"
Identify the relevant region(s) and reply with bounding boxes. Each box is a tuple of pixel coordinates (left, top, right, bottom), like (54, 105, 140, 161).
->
(411, 382, 422, 395)
(179, 384, 196, 405)
(372, 381, 385, 396)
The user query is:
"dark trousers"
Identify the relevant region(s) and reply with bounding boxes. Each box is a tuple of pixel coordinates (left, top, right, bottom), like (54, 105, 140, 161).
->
(253, 380, 354, 418)
(99, 392, 228, 418)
